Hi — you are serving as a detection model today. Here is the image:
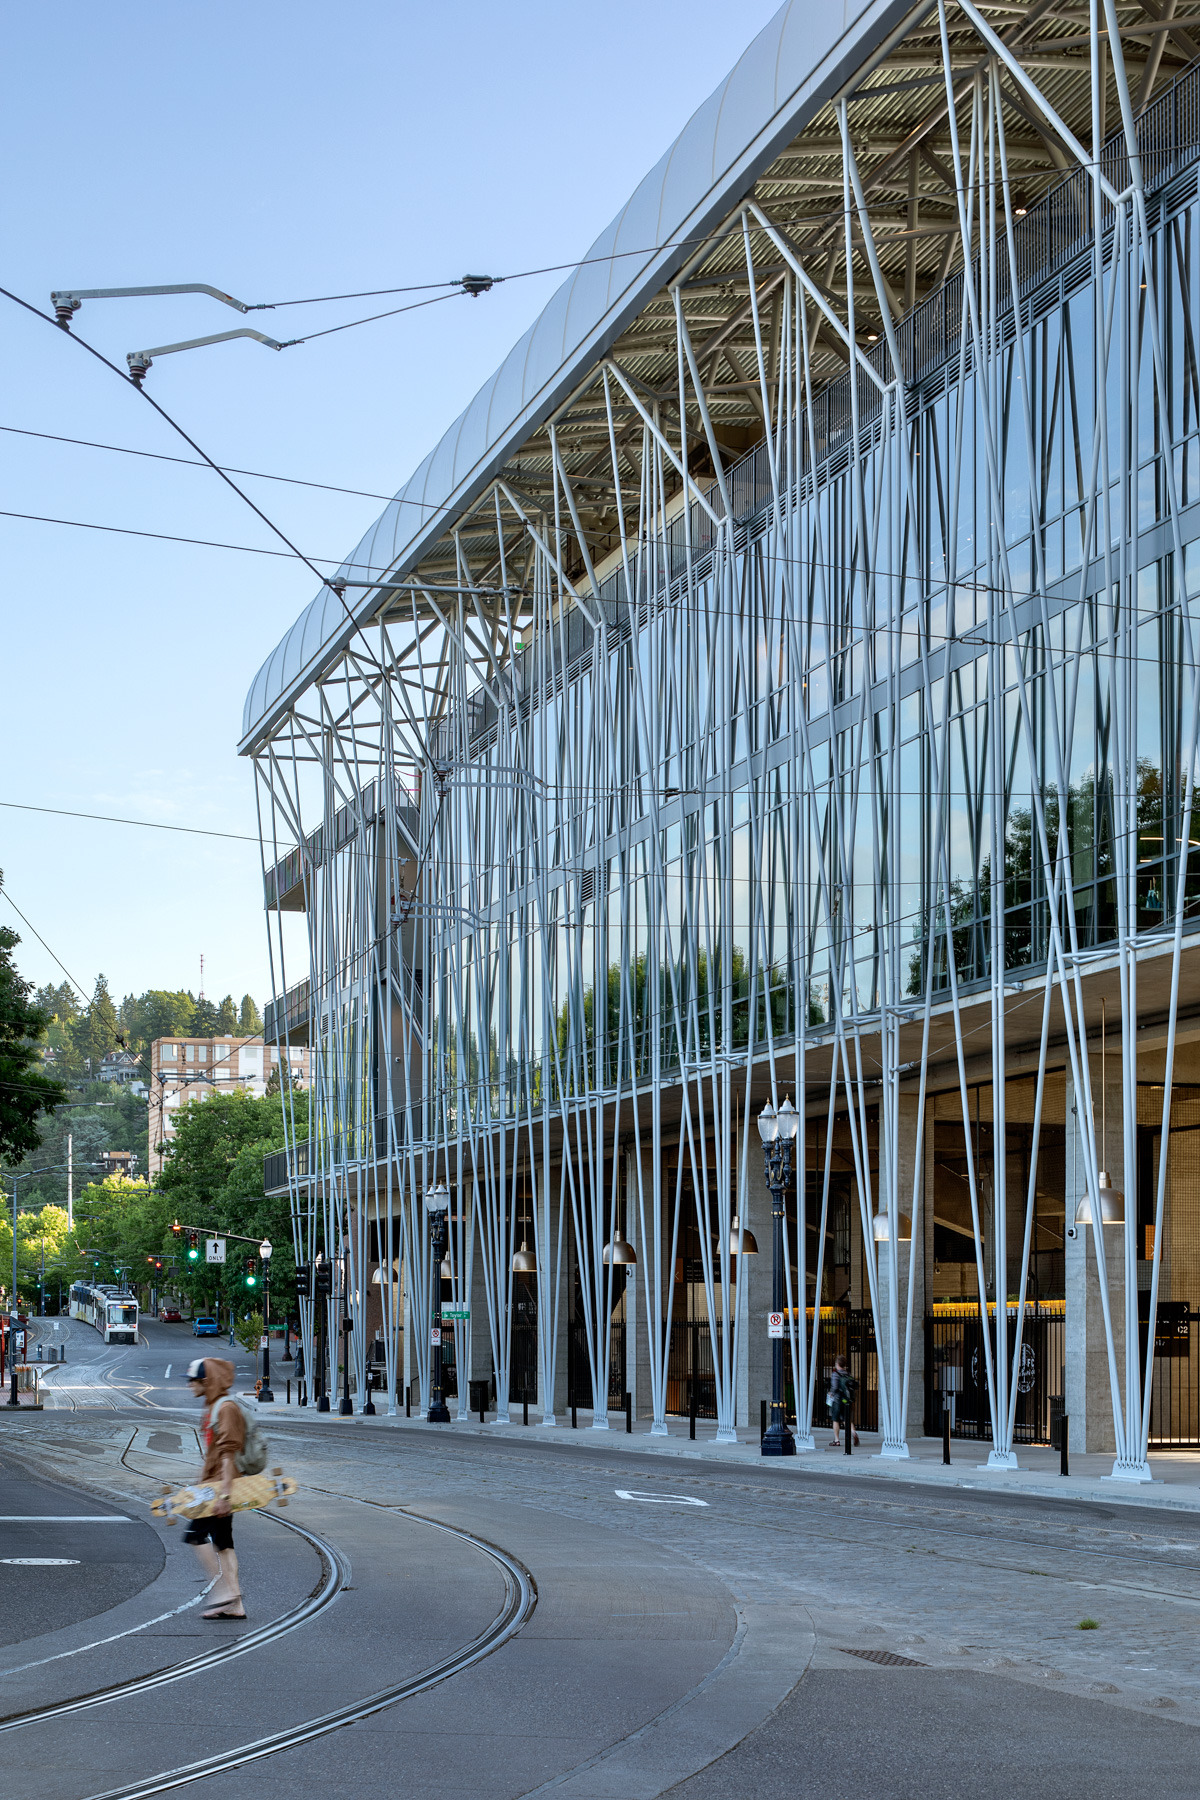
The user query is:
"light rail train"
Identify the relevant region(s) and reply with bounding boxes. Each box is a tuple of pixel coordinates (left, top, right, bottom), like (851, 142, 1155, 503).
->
(69, 1282, 139, 1345)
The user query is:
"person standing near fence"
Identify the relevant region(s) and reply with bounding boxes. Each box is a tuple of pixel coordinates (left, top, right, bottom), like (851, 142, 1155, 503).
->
(826, 1356, 860, 1449)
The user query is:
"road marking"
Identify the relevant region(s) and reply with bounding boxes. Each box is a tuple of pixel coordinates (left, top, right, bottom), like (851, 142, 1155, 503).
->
(0, 1516, 135, 1523)
(164, 1365, 172, 1378)
(614, 1490, 709, 1507)
(0, 1557, 80, 1566)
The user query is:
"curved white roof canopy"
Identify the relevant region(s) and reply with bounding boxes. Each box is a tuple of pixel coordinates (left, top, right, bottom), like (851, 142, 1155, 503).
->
(240, 0, 914, 752)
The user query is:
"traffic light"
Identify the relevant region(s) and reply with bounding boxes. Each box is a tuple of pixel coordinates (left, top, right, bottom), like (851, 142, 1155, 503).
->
(295, 1264, 311, 1299)
(186, 1230, 199, 1263)
(244, 1258, 259, 1290)
(314, 1259, 333, 1297)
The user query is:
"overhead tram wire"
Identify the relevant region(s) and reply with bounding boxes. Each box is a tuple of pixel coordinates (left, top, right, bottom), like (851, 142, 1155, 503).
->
(0, 285, 401, 694)
(0, 425, 414, 508)
(0, 491, 1193, 673)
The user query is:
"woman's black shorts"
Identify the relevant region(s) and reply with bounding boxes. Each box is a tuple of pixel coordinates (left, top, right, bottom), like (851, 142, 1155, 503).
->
(183, 1512, 234, 1551)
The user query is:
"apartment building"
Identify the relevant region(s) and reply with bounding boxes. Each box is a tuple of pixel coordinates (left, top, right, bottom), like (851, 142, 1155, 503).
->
(148, 1034, 310, 1174)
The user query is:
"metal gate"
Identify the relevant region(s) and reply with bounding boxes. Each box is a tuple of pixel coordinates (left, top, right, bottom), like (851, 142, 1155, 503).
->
(567, 1320, 625, 1408)
(811, 1308, 878, 1434)
(924, 1305, 1064, 1443)
(1144, 1302, 1200, 1446)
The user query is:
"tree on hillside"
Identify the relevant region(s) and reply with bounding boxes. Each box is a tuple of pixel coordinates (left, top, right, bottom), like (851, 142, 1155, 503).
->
(123, 991, 197, 1050)
(192, 997, 221, 1037)
(76, 975, 119, 1075)
(217, 995, 238, 1035)
(0, 883, 67, 1160)
(35, 981, 81, 1024)
(239, 994, 263, 1035)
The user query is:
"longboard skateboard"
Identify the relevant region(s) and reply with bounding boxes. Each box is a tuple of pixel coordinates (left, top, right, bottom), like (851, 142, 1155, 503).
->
(152, 1469, 297, 1523)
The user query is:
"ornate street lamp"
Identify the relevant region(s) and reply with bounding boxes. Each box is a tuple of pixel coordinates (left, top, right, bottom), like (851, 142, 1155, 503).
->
(258, 1237, 274, 1403)
(757, 1097, 798, 1457)
(425, 1185, 451, 1422)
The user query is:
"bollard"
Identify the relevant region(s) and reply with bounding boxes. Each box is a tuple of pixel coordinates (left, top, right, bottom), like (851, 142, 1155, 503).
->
(625, 1391, 632, 1435)
(405, 1383, 410, 1419)
(479, 1395, 486, 1426)
(761, 1398, 767, 1442)
(942, 1405, 951, 1466)
(523, 1397, 529, 1427)
(689, 1389, 697, 1441)
(571, 1401, 577, 1429)
(287, 1379, 292, 1406)
(844, 1406, 852, 1455)
(1060, 1413, 1070, 1478)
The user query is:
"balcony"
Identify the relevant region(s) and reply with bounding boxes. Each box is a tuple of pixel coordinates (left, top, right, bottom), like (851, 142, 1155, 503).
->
(264, 978, 311, 1047)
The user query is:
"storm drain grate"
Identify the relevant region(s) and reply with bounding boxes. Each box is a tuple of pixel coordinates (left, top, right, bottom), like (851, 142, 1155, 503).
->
(836, 1647, 926, 1667)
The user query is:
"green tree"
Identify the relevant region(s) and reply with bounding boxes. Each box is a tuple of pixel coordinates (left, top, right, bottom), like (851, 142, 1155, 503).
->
(0, 885, 67, 1161)
(75, 975, 120, 1076)
(239, 994, 263, 1035)
(235, 1309, 263, 1354)
(124, 991, 197, 1052)
(156, 1086, 306, 1322)
(217, 994, 238, 1035)
(192, 997, 221, 1037)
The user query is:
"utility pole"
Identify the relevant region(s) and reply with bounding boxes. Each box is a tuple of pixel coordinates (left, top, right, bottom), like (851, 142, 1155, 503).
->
(67, 1133, 73, 1232)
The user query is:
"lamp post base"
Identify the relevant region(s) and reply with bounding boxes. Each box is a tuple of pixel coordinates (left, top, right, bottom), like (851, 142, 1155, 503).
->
(339, 1395, 353, 1416)
(258, 1385, 274, 1403)
(316, 1394, 330, 1412)
(427, 1400, 451, 1423)
(760, 1423, 797, 1457)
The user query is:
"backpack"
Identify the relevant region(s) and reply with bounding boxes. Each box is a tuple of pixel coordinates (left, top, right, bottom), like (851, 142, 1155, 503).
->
(211, 1395, 268, 1476)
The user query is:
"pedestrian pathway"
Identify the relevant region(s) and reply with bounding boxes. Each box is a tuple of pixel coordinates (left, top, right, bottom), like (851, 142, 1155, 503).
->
(250, 1393, 1200, 1515)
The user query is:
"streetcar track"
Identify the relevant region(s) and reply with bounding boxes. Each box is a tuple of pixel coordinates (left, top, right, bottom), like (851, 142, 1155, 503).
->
(71, 1513, 534, 1800)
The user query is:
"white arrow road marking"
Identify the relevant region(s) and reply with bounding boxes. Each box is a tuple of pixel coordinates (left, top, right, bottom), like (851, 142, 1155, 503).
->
(165, 1366, 171, 1378)
(614, 1490, 709, 1506)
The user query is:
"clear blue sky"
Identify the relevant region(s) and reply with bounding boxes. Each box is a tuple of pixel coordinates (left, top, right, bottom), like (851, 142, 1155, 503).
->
(1, 0, 782, 1013)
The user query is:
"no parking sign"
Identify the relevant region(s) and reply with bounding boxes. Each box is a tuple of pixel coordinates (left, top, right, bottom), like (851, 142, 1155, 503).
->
(768, 1312, 784, 1338)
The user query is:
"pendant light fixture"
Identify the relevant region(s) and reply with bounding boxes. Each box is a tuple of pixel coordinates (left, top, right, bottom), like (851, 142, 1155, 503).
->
(729, 1214, 760, 1255)
(1076, 999, 1125, 1226)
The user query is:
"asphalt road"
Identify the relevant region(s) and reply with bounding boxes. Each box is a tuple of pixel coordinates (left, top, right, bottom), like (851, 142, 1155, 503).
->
(0, 1457, 163, 1646)
(3, 1319, 1200, 1798)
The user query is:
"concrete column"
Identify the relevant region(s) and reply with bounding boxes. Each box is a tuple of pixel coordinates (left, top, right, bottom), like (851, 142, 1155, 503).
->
(629, 1145, 660, 1425)
(1064, 1071, 1126, 1456)
(466, 1183, 495, 1411)
(735, 1145, 774, 1434)
(873, 1095, 925, 1450)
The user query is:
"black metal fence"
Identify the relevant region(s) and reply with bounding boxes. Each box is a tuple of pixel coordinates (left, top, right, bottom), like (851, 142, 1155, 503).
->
(567, 1320, 626, 1409)
(924, 1306, 1065, 1444)
(666, 1320, 726, 1419)
(1144, 1302, 1200, 1447)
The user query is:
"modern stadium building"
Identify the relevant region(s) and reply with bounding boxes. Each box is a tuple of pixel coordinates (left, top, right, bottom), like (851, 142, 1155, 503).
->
(243, 0, 1200, 1474)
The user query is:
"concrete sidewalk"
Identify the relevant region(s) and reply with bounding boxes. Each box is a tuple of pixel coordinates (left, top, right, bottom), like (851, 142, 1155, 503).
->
(248, 1388, 1200, 1514)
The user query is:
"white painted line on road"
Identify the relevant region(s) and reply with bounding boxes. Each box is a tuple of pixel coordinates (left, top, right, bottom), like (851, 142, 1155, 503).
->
(614, 1490, 709, 1507)
(165, 1365, 171, 1378)
(0, 1558, 80, 1566)
(0, 1574, 218, 1676)
(0, 1516, 135, 1523)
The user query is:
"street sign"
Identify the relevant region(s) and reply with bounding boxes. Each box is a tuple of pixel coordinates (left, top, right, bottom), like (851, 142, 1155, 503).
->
(441, 1306, 470, 1322)
(205, 1238, 226, 1264)
(768, 1312, 784, 1338)
(430, 1326, 442, 1346)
